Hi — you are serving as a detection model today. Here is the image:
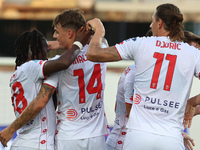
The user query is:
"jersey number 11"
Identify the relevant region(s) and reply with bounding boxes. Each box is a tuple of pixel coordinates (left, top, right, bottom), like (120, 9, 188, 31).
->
(150, 52, 177, 91)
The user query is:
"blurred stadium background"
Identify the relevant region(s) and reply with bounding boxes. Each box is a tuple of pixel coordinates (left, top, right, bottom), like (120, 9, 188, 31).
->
(0, 0, 200, 149)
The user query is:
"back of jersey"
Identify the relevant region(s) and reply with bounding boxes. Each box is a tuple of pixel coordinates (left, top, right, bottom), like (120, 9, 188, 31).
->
(10, 60, 56, 150)
(115, 36, 200, 141)
(55, 44, 109, 140)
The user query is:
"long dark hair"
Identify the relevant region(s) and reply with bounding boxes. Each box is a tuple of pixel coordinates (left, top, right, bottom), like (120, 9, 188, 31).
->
(156, 3, 185, 42)
(14, 29, 46, 69)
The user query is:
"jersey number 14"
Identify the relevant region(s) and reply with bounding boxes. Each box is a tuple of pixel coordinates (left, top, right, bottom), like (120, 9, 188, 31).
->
(74, 64, 103, 103)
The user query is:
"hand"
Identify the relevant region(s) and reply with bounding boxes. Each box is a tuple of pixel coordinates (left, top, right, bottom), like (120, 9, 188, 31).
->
(194, 105, 200, 116)
(86, 18, 105, 33)
(0, 127, 15, 147)
(183, 102, 195, 129)
(48, 41, 60, 50)
(75, 26, 92, 46)
(182, 132, 195, 150)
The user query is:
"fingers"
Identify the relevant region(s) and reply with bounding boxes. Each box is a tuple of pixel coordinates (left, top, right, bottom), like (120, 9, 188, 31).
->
(2, 139, 8, 147)
(185, 140, 194, 150)
(185, 134, 195, 146)
(77, 26, 84, 33)
(184, 120, 188, 129)
(188, 119, 192, 128)
(77, 26, 91, 35)
(0, 137, 7, 147)
(185, 143, 193, 150)
(86, 22, 92, 31)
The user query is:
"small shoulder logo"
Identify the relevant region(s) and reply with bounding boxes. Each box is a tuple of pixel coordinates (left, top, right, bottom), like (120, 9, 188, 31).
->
(130, 96, 133, 101)
(134, 94, 141, 105)
(118, 41, 124, 45)
(67, 109, 78, 121)
(39, 60, 43, 65)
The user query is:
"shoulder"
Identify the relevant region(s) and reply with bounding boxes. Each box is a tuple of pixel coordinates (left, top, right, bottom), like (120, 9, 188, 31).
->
(181, 41, 199, 53)
(122, 36, 157, 45)
(29, 60, 47, 65)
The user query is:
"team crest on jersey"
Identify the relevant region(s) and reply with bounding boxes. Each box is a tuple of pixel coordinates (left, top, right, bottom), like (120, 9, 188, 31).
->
(134, 94, 141, 105)
(67, 109, 78, 121)
(10, 73, 17, 82)
(118, 41, 124, 45)
(130, 96, 133, 101)
(131, 37, 136, 41)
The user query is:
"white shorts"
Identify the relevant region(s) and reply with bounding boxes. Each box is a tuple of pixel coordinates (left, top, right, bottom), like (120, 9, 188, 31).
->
(123, 129, 184, 150)
(55, 135, 106, 150)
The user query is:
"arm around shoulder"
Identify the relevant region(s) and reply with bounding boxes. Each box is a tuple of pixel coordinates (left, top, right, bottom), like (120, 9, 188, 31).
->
(43, 26, 92, 76)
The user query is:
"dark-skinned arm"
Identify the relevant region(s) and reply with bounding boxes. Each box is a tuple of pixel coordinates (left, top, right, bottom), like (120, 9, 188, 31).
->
(125, 103, 132, 118)
(43, 27, 92, 76)
(52, 91, 57, 110)
(0, 84, 55, 147)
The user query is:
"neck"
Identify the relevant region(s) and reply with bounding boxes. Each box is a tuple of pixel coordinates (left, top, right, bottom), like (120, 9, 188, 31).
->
(157, 30, 170, 37)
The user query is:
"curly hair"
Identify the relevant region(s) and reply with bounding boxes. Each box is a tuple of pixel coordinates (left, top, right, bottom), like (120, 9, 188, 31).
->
(14, 29, 47, 69)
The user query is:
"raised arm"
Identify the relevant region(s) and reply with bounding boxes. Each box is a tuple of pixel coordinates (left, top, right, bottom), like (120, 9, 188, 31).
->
(0, 84, 55, 147)
(86, 18, 121, 62)
(43, 26, 92, 76)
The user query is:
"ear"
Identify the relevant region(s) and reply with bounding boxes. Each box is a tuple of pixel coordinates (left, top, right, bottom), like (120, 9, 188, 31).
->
(158, 19, 163, 29)
(67, 29, 75, 39)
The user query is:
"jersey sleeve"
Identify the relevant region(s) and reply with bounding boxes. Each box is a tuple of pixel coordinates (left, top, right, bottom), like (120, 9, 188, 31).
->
(24, 60, 47, 82)
(43, 72, 59, 89)
(114, 37, 142, 60)
(124, 65, 136, 104)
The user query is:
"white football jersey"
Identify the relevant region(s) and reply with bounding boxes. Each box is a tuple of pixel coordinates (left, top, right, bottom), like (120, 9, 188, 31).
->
(106, 65, 135, 149)
(115, 36, 200, 141)
(10, 60, 56, 150)
(44, 44, 110, 140)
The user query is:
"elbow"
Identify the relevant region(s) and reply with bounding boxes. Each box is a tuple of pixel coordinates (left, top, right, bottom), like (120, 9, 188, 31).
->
(86, 53, 93, 61)
(86, 51, 100, 62)
(61, 62, 71, 70)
